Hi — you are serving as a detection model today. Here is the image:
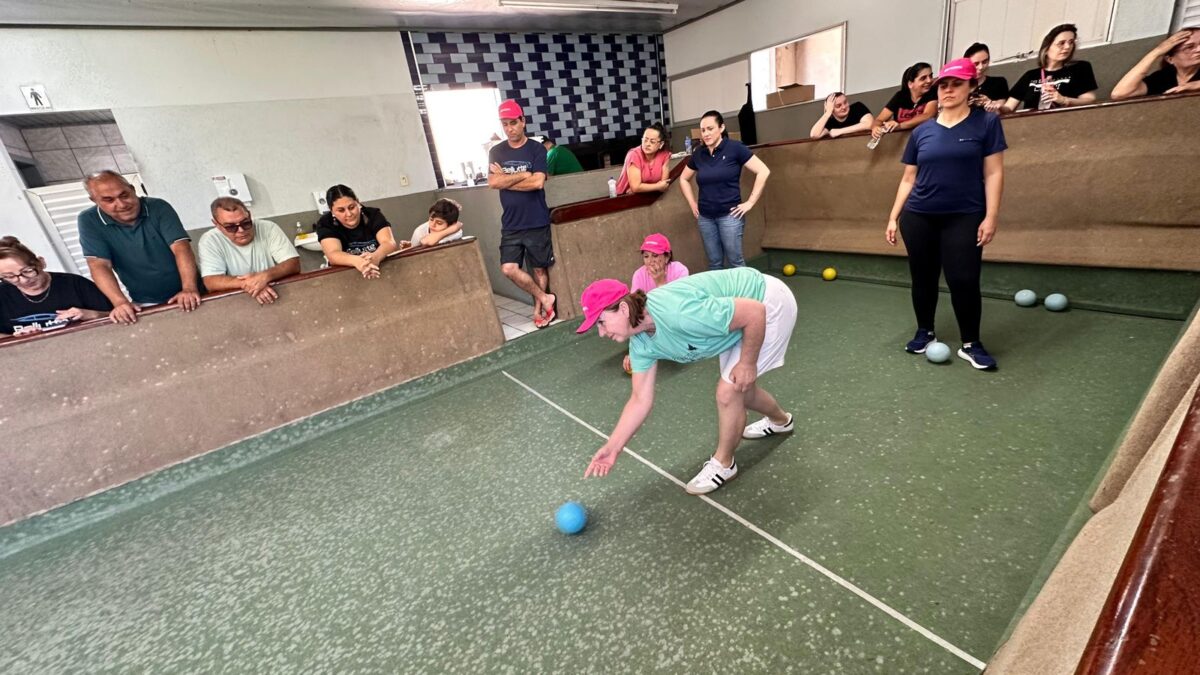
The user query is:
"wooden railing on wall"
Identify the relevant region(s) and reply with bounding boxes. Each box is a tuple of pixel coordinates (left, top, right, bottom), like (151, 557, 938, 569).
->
(1074, 383, 1200, 674)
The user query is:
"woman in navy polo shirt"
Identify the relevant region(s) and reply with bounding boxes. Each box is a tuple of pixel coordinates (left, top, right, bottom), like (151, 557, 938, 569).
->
(678, 110, 771, 270)
(885, 58, 1007, 371)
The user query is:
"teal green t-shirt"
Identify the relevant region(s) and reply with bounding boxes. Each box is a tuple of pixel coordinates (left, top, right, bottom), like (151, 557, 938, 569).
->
(628, 267, 767, 373)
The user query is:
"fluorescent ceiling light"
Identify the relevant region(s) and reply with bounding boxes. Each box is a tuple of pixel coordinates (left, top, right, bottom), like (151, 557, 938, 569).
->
(498, 0, 678, 15)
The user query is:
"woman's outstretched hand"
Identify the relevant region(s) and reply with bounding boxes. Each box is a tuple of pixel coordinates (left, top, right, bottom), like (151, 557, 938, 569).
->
(585, 446, 621, 477)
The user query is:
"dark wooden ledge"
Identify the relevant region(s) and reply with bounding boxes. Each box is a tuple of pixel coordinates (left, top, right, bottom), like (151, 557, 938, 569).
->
(1075, 382, 1200, 673)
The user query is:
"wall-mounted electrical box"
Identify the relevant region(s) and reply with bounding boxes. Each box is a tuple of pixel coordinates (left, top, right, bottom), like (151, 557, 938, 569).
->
(212, 173, 252, 204)
(313, 190, 330, 214)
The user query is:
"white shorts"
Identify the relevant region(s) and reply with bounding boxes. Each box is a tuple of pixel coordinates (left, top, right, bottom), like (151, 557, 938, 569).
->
(719, 275, 798, 384)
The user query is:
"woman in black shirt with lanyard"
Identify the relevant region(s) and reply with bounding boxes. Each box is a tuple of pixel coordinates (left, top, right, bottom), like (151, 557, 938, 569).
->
(1004, 24, 1098, 112)
(963, 43, 1009, 112)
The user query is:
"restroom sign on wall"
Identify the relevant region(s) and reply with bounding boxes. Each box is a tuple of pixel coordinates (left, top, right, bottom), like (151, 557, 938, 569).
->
(20, 85, 51, 111)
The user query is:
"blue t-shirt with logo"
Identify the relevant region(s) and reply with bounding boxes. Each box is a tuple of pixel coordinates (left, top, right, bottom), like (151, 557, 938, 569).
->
(489, 139, 551, 232)
(901, 108, 1007, 214)
(628, 267, 767, 373)
(686, 138, 753, 218)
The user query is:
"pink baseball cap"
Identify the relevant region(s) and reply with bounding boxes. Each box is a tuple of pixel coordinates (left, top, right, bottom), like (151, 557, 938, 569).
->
(934, 58, 976, 83)
(576, 279, 630, 334)
(640, 233, 671, 255)
(498, 99, 524, 120)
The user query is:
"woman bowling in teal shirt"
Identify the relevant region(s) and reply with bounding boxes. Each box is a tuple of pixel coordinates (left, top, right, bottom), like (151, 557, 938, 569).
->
(577, 267, 798, 495)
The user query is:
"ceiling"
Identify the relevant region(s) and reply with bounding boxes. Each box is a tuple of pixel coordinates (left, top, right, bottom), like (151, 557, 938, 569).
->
(0, 0, 738, 33)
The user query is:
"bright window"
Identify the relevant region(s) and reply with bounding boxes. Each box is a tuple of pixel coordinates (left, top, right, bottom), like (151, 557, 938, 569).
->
(750, 24, 845, 112)
(424, 88, 503, 187)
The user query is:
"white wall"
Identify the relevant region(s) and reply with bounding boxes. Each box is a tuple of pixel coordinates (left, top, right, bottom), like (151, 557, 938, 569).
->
(0, 29, 434, 236)
(1111, 0, 1176, 41)
(664, 0, 947, 96)
(664, 0, 1177, 105)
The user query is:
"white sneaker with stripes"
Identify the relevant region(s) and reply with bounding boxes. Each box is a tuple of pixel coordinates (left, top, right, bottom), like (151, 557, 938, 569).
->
(742, 413, 794, 439)
(685, 457, 738, 495)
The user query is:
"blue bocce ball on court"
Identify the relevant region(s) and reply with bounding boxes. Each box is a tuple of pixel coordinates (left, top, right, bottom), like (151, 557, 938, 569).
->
(925, 341, 952, 364)
(1014, 289, 1037, 307)
(1045, 293, 1069, 312)
(555, 502, 588, 535)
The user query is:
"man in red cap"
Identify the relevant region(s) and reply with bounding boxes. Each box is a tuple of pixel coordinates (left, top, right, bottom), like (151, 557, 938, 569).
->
(488, 98, 556, 327)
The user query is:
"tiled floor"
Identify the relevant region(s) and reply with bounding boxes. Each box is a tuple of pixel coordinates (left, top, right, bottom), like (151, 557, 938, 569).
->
(492, 294, 562, 341)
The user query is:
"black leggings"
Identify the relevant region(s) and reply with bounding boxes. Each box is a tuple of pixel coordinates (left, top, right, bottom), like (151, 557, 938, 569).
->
(899, 210, 984, 343)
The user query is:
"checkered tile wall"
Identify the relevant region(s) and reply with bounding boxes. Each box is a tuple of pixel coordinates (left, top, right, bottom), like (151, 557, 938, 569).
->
(407, 31, 670, 146)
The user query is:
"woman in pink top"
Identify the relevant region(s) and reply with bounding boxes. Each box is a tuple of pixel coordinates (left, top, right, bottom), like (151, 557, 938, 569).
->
(630, 232, 688, 293)
(623, 233, 688, 373)
(616, 123, 672, 195)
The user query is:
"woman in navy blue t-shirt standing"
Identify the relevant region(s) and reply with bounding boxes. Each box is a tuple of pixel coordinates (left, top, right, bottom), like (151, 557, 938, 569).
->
(678, 110, 771, 270)
(885, 58, 1007, 370)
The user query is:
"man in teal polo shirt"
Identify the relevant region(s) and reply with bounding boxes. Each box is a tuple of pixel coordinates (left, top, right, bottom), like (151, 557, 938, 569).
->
(77, 171, 202, 324)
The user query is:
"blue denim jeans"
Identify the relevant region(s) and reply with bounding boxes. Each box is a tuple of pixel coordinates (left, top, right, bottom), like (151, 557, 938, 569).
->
(696, 213, 746, 270)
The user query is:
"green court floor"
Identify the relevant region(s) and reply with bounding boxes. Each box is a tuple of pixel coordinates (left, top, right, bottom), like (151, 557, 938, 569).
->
(0, 275, 1184, 673)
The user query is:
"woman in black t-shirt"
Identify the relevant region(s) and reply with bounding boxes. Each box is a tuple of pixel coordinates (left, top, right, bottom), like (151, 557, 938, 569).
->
(0, 236, 112, 336)
(810, 92, 874, 138)
(1111, 28, 1200, 100)
(871, 63, 937, 141)
(316, 184, 400, 279)
(1004, 23, 1098, 112)
(963, 43, 1009, 112)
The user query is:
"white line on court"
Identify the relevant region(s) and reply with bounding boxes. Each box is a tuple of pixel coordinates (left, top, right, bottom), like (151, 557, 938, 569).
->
(501, 370, 987, 671)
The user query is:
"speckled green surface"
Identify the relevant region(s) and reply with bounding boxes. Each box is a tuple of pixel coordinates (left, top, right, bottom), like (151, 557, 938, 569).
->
(0, 275, 1182, 673)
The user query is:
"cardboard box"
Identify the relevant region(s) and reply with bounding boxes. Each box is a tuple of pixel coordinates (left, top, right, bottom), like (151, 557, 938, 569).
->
(766, 84, 815, 109)
(775, 41, 801, 89)
(690, 128, 701, 140)
(727, 131, 742, 141)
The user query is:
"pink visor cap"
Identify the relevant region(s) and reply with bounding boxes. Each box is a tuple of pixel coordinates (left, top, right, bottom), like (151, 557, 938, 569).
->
(498, 99, 524, 120)
(640, 233, 671, 255)
(935, 58, 976, 83)
(577, 279, 630, 334)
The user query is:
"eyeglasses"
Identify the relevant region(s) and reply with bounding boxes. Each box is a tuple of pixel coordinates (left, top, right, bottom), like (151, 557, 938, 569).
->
(0, 266, 39, 283)
(219, 219, 254, 234)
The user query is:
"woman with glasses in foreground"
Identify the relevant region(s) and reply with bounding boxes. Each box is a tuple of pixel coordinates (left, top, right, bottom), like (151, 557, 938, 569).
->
(0, 236, 112, 336)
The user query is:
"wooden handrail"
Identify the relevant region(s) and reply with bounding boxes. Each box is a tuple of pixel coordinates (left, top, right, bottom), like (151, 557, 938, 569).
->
(550, 159, 688, 225)
(0, 236, 478, 350)
(1075, 381, 1200, 674)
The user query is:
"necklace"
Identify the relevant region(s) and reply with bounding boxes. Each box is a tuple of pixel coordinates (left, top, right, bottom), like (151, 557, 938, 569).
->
(22, 275, 53, 303)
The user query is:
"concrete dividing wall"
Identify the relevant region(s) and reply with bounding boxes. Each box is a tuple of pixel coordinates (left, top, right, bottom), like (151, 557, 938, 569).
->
(0, 239, 503, 526)
(755, 94, 1200, 271)
(548, 175, 767, 321)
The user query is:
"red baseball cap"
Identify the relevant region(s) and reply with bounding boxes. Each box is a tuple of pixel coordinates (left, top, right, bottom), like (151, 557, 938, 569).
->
(640, 233, 671, 255)
(934, 58, 976, 83)
(576, 279, 630, 334)
(498, 99, 524, 120)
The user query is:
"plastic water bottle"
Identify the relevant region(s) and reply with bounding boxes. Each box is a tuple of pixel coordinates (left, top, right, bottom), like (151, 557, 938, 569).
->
(684, 137, 692, 154)
(607, 177, 617, 198)
(866, 135, 881, 150)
